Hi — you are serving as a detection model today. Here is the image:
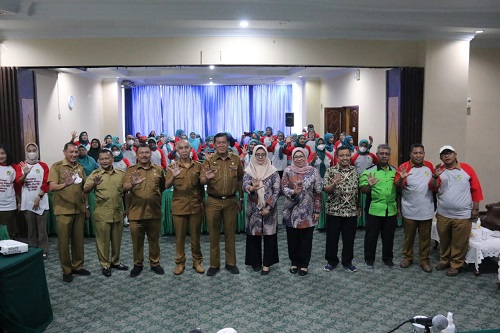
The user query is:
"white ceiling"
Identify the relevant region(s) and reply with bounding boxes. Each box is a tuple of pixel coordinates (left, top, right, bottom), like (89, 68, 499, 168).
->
(2, 0, 499, 85)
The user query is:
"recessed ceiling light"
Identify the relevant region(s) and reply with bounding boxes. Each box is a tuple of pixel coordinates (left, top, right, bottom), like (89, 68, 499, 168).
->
(209, 81, 214, 85)
(475, 30, 484, 34)
(240, 21, 249, 28)
(209, 77, 213, 80)
(299, 76, 302, 78)
(209, 65, 215, 70)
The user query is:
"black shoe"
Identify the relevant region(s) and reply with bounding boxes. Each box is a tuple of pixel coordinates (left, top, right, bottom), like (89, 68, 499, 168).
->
(72, 268, 91, 276)
(102, 268, 112, 277)
(110, 263, 129, 271)
(130, 265, 143, 277)
(62, 273, 73, 283)
(298, 269, 308, 276)
(206, 267, 220, 276)
(289, 266, 299, 274)
(252, 265, 261, 272)
(261, 267, 270, 275)
(225, 265, 240, 274)
(384, 261, 395, 268)
(150, 265, 165, 275)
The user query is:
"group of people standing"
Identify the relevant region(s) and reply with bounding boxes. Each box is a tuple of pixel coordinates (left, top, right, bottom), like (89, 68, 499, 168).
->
(0, 124, 483, 282)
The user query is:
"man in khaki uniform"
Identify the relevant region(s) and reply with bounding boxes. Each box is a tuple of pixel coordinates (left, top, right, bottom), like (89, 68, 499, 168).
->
(201, 133, 244, 276)
(84, 149, 128, 277)
(123, 143, 166, 277)
(48, 142, 90, 283)
(165, 139, 205, 275)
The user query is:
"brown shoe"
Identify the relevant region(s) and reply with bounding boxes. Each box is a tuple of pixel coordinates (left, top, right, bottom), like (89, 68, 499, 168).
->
(446, 267, 459, 277)
(420, 264, 432, 273)
(435, 263, 450, 271)
(400, 259, 413, 268)
(173, 264, 185, 275)
(193, 263, 205, 274)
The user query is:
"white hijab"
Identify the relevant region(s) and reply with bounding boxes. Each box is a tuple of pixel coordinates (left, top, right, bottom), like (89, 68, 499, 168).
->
(244, 145, 277, 208)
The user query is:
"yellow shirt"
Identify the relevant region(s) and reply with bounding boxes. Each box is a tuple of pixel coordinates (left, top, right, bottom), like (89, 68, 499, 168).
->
(48, 159, 86, 215)
(86, 167, 124, 223)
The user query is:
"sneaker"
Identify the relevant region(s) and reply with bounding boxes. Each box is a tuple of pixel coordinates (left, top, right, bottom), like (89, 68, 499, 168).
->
(323, 264, 338, 272)
(343, 265, 357, 272)
(365, 261, 374, 269)
(384, 261, 395, 268)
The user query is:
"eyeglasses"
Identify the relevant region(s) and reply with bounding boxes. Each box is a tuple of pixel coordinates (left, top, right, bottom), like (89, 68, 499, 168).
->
(294, 155, 305, 160)
(378, 152, 390, 156)
(254, 153, 266, 158)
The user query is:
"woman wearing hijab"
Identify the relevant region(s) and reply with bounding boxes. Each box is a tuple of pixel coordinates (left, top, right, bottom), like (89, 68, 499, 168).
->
(283, 134, 312, 159)
(88, 138, 101, 162)
(74, 131, 90, 151)
(110, 144, 130, 172)
(243, 145, 280, 275)
(18, 143, 50, 258)
(343, 135, 357, 153)
(281, 147, 322, 276)
(310, 138, 335, 230)
(103, 134, 113, 149)
(0, 144, 21, 239)
(350, 138, 378, 227)
(77, 144, 99, 176)
(268, 131, 287, 179)
(324, 133, 335, 153)
(240, 139, 259, 168)
(188, 132, 202, 154)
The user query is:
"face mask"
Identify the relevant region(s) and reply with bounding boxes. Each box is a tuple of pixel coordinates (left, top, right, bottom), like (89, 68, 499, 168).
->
(359, 147, 367, 153)
(112, 151, 120, 157)
(127, 140, 134, 146)
(27, 152, 38, 160)
(317, 144, 325, 151)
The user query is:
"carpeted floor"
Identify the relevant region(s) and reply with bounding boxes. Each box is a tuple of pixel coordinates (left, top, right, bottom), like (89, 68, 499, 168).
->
(40, 220, 500, 333)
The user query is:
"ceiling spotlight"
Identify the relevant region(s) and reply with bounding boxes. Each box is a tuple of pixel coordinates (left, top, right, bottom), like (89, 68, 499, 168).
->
(299, 76, 302, 78)
(240, 21, 249, 28)
(475, 30, 484, 34)
(209, 77, 213, 80)
(209, 65, 215, 70)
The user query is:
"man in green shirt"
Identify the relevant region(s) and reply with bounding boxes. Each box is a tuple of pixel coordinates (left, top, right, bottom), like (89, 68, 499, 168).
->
(84, 149, 128, 277)
(360, 144, 398, 269)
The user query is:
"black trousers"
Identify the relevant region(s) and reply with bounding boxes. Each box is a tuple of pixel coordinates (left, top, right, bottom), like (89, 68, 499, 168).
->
(364, 213, 397, 264)
(286, 226, 315, 268)
(245, 233, 279, 267)
(325, 214, 357, 267)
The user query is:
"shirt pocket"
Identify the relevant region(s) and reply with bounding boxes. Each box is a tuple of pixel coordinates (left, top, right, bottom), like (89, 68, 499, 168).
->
(229, 165, 238, 178)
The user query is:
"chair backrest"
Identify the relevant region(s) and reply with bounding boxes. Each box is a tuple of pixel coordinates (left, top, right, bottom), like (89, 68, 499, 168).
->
(482, 201, 500, 231)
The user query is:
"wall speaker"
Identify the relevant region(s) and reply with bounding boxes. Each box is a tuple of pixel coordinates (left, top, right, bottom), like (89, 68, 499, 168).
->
(285, 113, 294, 127)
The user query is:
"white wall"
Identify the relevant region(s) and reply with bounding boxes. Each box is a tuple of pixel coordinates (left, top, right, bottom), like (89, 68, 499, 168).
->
(101, 80, 124, 140)
(303, 80, 321, 134)
(319, 68, 387, 148)
(35, 71, 104, 166)
(467, 48, 500, 207)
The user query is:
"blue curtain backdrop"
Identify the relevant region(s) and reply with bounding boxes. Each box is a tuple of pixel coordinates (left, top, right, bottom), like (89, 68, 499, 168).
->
(127, 84, 292, 139)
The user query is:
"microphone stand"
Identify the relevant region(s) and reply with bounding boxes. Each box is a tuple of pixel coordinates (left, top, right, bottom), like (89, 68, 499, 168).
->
(424, 325, 431, 333)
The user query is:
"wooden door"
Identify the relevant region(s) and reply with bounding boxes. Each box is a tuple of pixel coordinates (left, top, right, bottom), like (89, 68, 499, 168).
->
(324, 106, 359, 145)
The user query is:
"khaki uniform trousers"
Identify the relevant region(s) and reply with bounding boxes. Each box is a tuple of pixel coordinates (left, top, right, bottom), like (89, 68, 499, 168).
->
(94, 219, 124, 268)
(205, 196, 238, 268)
(401, 217, 432, 264)
(173, 212, 203, 266)
(56, 213, 86, 275)
(25, 210, 49, 254)
(129, 218, 161, 267)
(436, 213, 471, 269)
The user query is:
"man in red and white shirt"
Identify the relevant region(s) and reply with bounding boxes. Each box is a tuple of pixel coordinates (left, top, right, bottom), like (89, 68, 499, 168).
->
(429, 145, 483, 277)
(395, 144, 435, 273)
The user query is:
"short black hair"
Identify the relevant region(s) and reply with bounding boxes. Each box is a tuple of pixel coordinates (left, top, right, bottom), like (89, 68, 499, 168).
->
(64, 142, 77, 151)
(137, 143, 151, 151)
(0, 144, 15, 165)
(98, 149, 113, 158)
(214, 132, 229, 141)
(336, 145, 351, 156)
(409, 143, 425, 153)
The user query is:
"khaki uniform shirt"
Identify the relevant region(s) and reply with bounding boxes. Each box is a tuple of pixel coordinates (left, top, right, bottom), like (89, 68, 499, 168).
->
(123, 163, 165, 220)
(48, 159, 86, 215)
(87, 167, 124, 223)
(166, 160, 205, 215)
(201, 152, 244, 198)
